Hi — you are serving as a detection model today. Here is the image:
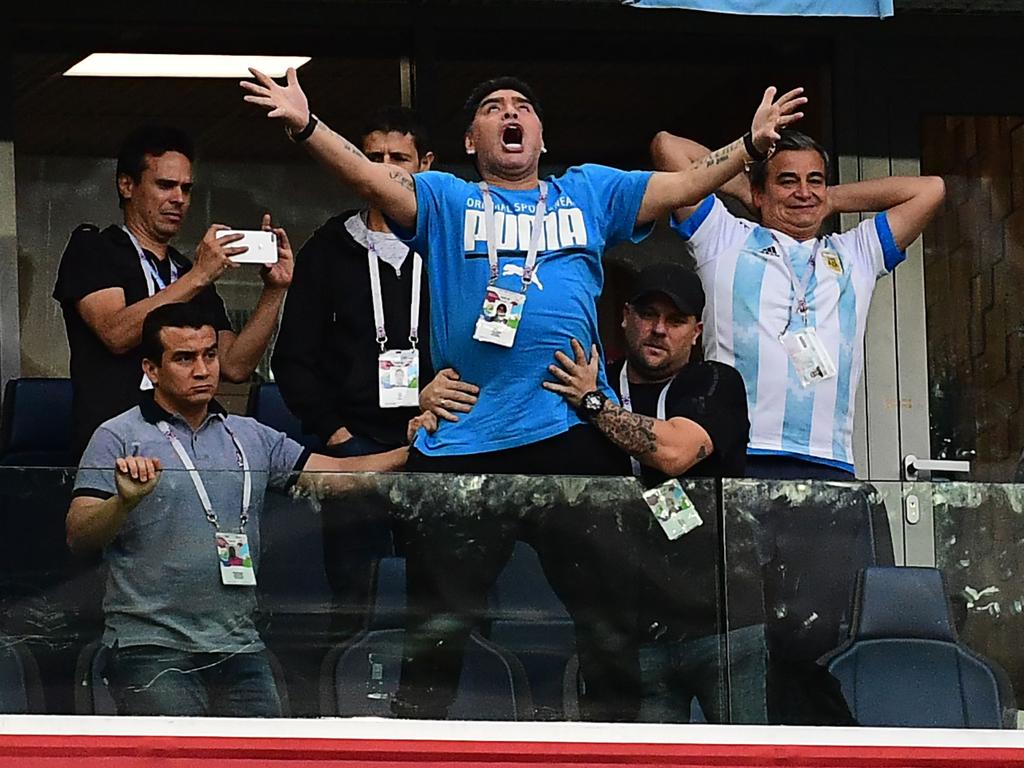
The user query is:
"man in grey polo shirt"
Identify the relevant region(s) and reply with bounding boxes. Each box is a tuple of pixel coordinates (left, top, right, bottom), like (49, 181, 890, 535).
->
(67, 302, 408, 717)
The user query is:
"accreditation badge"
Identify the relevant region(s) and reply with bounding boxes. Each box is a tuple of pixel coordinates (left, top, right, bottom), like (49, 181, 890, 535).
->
(216, 532, 256, 586)
(378, 349, 420, 408)
(642, 479, 703, 541)
(822, 248, 843, 275)
(472, 286, 526, 348)
(780, 327, 838, 388)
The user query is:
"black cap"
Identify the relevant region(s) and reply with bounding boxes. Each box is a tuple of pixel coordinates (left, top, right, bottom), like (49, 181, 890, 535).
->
(628, 263, 705, 317)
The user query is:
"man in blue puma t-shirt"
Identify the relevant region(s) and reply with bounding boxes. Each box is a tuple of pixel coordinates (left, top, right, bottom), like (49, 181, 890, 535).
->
(243, 67, 806, 720)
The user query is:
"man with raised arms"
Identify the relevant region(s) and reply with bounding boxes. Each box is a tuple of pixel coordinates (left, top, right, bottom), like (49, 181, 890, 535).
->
(242, 69, 804, 720)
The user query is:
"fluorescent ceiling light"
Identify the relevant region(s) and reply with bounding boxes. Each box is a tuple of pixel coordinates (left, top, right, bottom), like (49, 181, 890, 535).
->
(64, 54, 311, 78)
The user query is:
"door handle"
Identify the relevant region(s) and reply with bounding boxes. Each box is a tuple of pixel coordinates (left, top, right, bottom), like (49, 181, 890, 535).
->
(903, 455, 971, 481)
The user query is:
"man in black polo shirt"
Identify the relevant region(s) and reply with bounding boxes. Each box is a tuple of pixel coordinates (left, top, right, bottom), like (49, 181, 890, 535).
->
(545, 262, 764, 723)
(53, 124, 293, 458)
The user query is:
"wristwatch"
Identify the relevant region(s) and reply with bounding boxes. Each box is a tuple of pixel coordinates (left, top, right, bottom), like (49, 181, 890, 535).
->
(578, 390, 609, 420)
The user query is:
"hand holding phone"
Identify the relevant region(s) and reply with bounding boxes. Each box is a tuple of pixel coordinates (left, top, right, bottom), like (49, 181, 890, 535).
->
(216, 229, 279, 264)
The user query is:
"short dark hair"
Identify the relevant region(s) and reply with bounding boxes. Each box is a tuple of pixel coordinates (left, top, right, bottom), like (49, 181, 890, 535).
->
(115, 124, 194, 207)
(140, 303, 216, 363)
(359, 106, 432, 158)
(462, 76, 544, 132)
(747, 129, 830, 191)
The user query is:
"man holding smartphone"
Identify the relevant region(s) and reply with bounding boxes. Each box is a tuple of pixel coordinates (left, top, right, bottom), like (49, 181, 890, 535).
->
(54, 124, 294, 459)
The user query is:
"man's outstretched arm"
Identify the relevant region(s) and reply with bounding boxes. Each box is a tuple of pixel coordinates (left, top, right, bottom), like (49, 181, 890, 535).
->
(827, 175, 946, 251)
(241, 67, 418, 232)
(649, 132, 754, 220)
(636, 86, 806, 226)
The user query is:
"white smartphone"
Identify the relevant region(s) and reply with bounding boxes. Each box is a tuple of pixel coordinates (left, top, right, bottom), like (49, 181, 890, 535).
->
(217, 229, 278, 264)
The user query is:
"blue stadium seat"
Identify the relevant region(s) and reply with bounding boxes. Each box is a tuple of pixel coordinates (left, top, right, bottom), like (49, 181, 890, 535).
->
(487, 541, 575, 719)
(320, 556, 534, 720)
(0, 378, 73, 466)
(0, 634, 45, 713)
(246, 380, 319, 449)
(825, 566, 1014, 728)
(73, 640, 116, 715)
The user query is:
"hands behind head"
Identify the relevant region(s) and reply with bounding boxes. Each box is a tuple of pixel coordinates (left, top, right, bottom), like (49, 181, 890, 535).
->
(543, 338, 599, 408)
(750, 86, 807, 155)
(115, 456, 161, 505)
(241, 67, 310, 135)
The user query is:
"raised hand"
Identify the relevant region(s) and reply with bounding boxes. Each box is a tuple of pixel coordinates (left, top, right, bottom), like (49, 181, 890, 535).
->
(240, 67, 310, 134)
(750, 86, 807, 154)
(260, 212, 294, 290)
(115, 456, 162, 506)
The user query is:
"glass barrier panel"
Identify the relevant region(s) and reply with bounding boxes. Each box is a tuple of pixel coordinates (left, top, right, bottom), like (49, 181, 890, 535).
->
(1, 467, 726, 724)
(931, 481, 1024, 728)
(721, 479, 896, 727)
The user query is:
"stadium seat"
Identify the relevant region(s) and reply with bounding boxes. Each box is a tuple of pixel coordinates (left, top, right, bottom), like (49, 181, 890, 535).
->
(487, 541, 575, 719)
(246, 380, 319, 449)
(0, 634, 45, 713)
(320, 556, 534, 720)
(825, 566, 1013, 728)
(0, 378, 73, 467)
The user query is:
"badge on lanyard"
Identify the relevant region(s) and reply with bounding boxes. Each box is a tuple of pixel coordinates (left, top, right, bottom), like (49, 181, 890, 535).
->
(157, 420, 254, 587)
(780, 327, 838, 387)
(367, 231, 423, 408)
(642, 479, 703, 540)
(472, 180, 548, 349)
(379, 349, 420, 407)
(472, 286, 526, 348)
(216, 532, 257, 586)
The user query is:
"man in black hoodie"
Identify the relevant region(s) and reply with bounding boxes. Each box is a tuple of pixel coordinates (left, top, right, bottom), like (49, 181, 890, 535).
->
(271, 106, 434, 635)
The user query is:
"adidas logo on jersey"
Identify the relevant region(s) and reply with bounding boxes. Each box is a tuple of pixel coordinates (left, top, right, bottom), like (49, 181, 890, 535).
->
(759, 245, 779, 257)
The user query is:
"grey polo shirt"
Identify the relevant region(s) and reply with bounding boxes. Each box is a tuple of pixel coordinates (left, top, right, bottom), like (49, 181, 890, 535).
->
(74, 393, 309, 653)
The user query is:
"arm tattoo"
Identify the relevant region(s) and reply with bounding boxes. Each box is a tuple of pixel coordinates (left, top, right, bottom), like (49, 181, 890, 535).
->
(594, 404, 657, 457)
(336, 134, 367, 161)
(694, 138, 743, 170)
(388, 168, 415, 193)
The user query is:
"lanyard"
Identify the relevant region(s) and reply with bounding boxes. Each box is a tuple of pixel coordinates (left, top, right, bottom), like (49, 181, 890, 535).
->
(479, 180, 549, 292)
(619, 362, 673, 478)
(156, 419, 252, 531)
(773, 233, 822, 334)
(122, 226, 179, 297)
(366, 239, 423, 352)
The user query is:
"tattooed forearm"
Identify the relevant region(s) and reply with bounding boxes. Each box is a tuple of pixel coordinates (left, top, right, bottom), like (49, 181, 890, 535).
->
(388, 168, 415, 192)
(693, 138, 743, 170)
(594, 404, 658, 457)
(338, 136, 367, 160)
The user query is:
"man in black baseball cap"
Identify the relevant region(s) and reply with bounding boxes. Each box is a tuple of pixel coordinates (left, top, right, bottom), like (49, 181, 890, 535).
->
(544, 262, 759, 723)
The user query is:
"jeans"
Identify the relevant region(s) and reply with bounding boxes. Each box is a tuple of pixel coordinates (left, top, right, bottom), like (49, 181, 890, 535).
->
(106, 644, 283, 717)
(637, 623, 767, 724)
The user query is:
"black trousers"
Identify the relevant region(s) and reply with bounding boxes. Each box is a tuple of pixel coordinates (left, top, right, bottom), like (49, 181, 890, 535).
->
(393, 424, 641, 721)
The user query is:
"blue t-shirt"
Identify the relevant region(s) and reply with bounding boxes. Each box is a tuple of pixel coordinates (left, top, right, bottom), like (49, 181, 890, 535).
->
(400, 164, 653, 456)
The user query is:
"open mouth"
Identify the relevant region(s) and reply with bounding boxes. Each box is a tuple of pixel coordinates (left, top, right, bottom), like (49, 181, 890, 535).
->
(501, 124, 524, 152)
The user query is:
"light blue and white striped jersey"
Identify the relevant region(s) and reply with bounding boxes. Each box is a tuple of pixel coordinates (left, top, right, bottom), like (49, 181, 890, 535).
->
(672, 196, 906, 472)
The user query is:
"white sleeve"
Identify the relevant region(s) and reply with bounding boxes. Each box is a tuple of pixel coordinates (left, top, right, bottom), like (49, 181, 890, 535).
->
(670, 195, 755, 269)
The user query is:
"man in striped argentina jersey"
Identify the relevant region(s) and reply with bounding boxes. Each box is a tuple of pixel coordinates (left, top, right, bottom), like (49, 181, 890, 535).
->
(650, 129, 945, 479)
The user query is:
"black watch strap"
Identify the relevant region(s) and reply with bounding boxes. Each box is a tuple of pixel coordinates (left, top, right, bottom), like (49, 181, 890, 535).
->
(288, 113, 318, 143)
